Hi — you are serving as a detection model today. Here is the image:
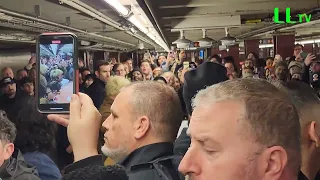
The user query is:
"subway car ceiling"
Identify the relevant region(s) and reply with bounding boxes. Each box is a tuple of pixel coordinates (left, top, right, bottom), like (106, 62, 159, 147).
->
(0, 0, 320, 52)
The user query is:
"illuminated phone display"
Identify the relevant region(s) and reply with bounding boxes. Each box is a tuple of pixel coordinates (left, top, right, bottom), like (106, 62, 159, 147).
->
(36, 33, 78, 113)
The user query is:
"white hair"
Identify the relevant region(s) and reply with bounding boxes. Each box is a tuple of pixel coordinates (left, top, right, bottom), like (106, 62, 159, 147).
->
(191, 78, 301, 173)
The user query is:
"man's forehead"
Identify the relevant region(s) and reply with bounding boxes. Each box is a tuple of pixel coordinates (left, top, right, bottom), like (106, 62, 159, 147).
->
(190, 101, 244, 128)
(114, 88, 132, 104)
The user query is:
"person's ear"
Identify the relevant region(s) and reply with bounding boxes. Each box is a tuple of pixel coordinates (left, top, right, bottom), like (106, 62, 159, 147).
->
(261, 146, 288, 179)
(95, 71, 99, 77)
(308, 121, 320, 148)
(3, 143, 14, 161)
(133, 116, 150, 139)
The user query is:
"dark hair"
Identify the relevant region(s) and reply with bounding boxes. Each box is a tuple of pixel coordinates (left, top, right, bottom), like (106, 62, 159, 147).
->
(84, 74, 96, 81)
(295, 44, 304, 49)
(140, 60, 151, 67)
(10, 98, 57, 153)
(195, 58, 204, 65)
(16, 69, 27, 75)
(0, 110, 16, 143)
(112, 63, 123, 74)
(248, 52, 259, 60)
(20, 77, 33, 86)
(266, 57, 274, 61)
(273, 80, 320, 121)
(154, 76, 167, 84)
(132, 68, 142, 73)
(62, 164, 128, 180)
(79, 67, 90, 74)
(223, 56, 239, 73)
(95, 62, 110, 72)
(208, 54, 222, 64)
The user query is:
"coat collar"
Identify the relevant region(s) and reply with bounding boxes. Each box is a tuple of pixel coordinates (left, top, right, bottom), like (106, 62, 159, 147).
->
(118, 142, 173, 172)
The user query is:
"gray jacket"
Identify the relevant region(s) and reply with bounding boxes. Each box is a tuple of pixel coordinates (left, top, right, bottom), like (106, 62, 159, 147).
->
(0, 149, 40, 180)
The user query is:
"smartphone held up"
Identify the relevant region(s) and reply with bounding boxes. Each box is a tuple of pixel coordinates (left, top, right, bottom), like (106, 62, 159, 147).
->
(36, 32, 78, 114)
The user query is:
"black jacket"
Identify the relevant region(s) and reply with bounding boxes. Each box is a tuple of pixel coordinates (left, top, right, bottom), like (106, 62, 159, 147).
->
(84, 78, 106, 109)
(302, 64, 311, 84)
(174, 128, 190, 156)
(0, 149, 40, 180)
(0, 90, 31, 120)
(298, 171, 320, 180)
(64, 143, 184, 180)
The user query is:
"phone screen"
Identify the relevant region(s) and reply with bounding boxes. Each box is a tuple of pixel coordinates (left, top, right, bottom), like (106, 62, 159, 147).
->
(300, 52, 308, 59)
(37, 33, 78, 113)
(183, 61, 189, 69)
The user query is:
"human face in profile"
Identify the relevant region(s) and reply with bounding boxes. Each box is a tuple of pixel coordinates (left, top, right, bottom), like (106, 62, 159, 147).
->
(179, 101, 269, 180)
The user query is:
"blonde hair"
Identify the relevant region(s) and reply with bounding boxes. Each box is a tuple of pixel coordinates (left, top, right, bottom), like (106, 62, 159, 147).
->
(106, 76, 131, 98)
(100, 76, 131, 122)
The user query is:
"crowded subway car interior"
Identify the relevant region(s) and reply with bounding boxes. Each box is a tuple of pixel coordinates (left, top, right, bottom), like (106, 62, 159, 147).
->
(1, 0, 320, 180)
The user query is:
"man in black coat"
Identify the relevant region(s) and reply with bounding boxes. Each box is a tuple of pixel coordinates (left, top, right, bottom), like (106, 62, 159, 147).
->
(0, 77, 31, 120)
(174, 62, 229, 156)
(48, 82, 184, 180)
(85, 62, 111, 109)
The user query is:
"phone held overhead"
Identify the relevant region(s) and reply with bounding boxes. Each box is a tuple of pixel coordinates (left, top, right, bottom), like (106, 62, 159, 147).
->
(36, 32, 78, 114)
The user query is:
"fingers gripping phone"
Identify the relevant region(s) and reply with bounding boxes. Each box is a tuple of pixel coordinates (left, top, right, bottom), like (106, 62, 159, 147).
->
(36, 32, 79, 114)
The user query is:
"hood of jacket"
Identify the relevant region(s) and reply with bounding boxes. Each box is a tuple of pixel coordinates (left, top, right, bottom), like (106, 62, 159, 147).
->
(0, 149, 39, 180)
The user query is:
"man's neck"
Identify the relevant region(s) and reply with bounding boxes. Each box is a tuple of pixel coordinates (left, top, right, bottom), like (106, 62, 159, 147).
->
(301, 148, 320, 180)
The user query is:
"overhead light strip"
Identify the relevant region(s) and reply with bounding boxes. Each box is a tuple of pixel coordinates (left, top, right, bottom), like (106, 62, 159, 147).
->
(103, 0, 169, 51)
(103, 0, 130, 16)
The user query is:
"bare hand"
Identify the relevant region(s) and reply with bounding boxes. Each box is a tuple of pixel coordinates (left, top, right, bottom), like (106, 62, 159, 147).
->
(295, 53, 303, 62)
(29, 56, 36, 65)
(305, 53, 316, 66)
(68, 93, 101, 162)
(47, 93, 102, 162)
(47, 114, 69, 127)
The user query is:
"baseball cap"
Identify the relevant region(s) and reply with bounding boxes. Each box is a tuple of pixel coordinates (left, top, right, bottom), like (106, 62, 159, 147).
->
(0, 77, 15, 88)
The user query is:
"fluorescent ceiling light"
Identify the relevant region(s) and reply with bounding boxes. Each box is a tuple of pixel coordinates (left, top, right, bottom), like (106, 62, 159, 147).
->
(299, 40, 315, 45)
(147, 33, 156, 41)
(259, 44, 274, 48)
(104, 0, 129, 16)
(128, 15, 148, 34)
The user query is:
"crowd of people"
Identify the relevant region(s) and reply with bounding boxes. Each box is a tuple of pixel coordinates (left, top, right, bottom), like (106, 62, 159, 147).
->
(0, 43, 320, 180)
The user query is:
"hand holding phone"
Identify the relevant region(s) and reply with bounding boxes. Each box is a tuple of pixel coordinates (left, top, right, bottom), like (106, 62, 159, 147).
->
(47, 93, 101, 161)
(305, 53, 316, 66)
(36, 32, 78, 114)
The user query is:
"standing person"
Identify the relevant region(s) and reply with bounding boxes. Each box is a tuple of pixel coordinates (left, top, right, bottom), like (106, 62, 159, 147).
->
(179, 79, 301, 180)
(274, 61, 290, 82)
(10, 98, 61, 180)
(16, 69, 28, 81)
(86, 62, 111, 109)
(112, 64, 127, 78)
(140, 60, 153, 80)
(48, 81, 184, 180)
(273, 81, 320, 180)
(1, 67, 14, 79)
(174, 62, 229, 156)
(0, 77, 31, 120)
(0, 110, 40, 180)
